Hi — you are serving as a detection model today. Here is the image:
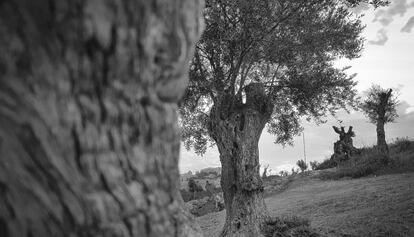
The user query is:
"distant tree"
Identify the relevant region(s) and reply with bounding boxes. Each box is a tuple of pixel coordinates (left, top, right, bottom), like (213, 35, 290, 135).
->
(310, 161, 320, 170)
(291, 167, 299, 175)
(296, 159, 308, 172)
(361, 84, 399, 154)
(188, 178, 204, 199)
(279, 170, 289, 177)
(205, 181, 216, 195)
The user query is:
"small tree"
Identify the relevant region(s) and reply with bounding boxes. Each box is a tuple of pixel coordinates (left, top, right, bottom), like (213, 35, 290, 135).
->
(296, 159, 308, 172)
(361, 84, 399, 154)
(188, 178, 204, 199)
(310, 161, 320, 170)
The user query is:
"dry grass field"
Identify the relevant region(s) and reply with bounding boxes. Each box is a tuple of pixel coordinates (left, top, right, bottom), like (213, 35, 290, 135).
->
(197, 172, 414, 237)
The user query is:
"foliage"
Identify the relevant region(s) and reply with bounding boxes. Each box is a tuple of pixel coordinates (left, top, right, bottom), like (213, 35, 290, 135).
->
(309, 161, 320, 170)
(315, 157, 337, 170)
(188, 178, 204, 193)
(180, 0, 378, 153)
(291, 167, 300, 175)
(261, 215, 321, 237)
(391, 137, 413, 153)
(279, 170, 289, 177)
(319, 151, 389, 180)
(318, 138, 414, 180)
(296, 159, 308, 172)
(360, 84, 399, 124)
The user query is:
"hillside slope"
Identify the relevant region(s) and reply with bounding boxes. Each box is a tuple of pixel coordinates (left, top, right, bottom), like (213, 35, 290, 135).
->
(197, 172, 414, 237)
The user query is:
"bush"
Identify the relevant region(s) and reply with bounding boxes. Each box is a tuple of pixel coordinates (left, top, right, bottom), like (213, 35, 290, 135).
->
(319, 151, 389, 180)
(188, 178, 203, 193)
(315, 158, 336, 170)
(390, 137, 413, 153)
(316, 137, 414, 180)
(261, 215, 321, 237)
(296, 159, 308, 172)
(309, 161, 320, 170)
(279, 170, 289, 177)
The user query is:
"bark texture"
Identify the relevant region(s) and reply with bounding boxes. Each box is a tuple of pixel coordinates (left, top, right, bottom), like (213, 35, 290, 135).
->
(332, 126, 356, 162)
(0, 0, 203, 237)
(209, 84, 273, 237)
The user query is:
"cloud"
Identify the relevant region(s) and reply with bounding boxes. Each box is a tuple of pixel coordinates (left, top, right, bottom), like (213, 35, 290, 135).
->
(370, 0, 414, 46)
(373, 0, 414, 26)
(368, 29, 389, 45)
(401, 16, 414, 32)
(351, 2, 371, 15)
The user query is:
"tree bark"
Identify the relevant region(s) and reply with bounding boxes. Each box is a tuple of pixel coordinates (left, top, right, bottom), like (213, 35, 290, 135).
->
(0, 1, 204, 237)
(376, 119, 388, 154)
(376, 89, 392, 155)
(209, 84, 273, 237)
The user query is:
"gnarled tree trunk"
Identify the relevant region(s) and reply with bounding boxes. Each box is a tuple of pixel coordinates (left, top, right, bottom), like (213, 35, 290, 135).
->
(209, 84, 273, 237)
(0, 0, 203, 237)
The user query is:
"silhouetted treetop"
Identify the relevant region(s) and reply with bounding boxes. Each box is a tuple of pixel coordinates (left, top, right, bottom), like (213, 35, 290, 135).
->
(361, 85, 399, 124)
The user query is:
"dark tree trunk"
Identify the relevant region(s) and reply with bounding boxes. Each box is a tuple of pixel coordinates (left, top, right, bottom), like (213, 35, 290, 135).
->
(0, 1, 203, 237)
(376, 119, 388, 154)
(209, 84, 273, 237)
(376, 89, 392, 155)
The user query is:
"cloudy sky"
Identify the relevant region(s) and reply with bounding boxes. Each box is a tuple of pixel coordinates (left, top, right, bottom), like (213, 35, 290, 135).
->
(179, 0, 414, 174)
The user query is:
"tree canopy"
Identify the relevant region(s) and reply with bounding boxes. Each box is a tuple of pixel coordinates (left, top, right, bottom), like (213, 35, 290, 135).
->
(361, 84, 399, 124)
(180, 0, 389, 155)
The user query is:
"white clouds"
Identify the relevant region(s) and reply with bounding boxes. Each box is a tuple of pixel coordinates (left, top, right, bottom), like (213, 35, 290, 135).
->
(369, 0, 414, 45)
(368, 28, 389, 45)
(401, 16, 414, 32)
(373, 0, 413, 26)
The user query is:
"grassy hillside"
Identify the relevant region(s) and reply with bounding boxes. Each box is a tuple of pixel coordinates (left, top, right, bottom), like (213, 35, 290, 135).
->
(197, 172, 414, 237)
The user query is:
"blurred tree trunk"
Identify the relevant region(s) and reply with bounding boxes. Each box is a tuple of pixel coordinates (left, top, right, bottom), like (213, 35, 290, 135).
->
(209, 84, 273, 237)
(0, 0, 203, 237)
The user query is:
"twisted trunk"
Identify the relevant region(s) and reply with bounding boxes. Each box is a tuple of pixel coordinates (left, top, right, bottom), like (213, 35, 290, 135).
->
(209, 84, 273, 237)
(0, 1, 203, 237)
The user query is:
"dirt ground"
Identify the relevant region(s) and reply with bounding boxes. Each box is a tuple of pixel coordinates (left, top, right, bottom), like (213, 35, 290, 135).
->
(197, 172, 414, 237)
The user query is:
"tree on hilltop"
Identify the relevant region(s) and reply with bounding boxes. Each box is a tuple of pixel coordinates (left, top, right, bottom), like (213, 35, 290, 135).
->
(361, 84, 399, 154)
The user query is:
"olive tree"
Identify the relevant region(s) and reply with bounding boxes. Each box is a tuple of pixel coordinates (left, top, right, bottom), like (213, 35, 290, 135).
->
(180, 0, 388, 236)
(361, 84, 399, 154)
(0, 0, 204, 236)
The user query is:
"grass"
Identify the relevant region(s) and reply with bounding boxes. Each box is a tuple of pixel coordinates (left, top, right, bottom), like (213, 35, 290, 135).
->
(317, 138, 414, 180)
(197, 172, 414, 236)
(261, 215, 321, 237)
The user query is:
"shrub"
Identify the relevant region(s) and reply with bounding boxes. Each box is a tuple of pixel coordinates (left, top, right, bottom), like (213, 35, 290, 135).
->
(391, 137, 413, 153)
(315, 157, 336, 170)
(319, 151, 389, 180)
(296, 159, 308, 172)
(279, 170, 289, 177)
(261, 215, 321, 237)
(309, 161, 320, 170)
(180, 189, 193, 202)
